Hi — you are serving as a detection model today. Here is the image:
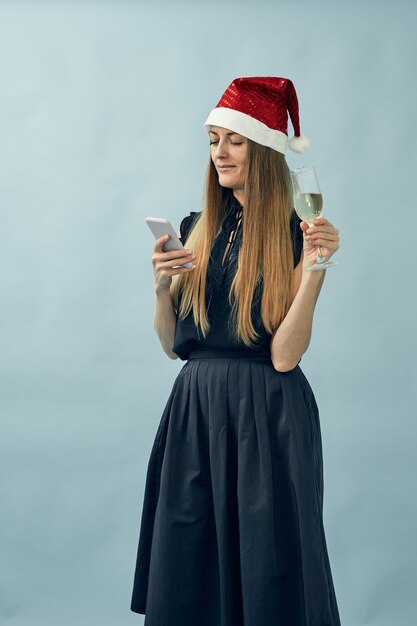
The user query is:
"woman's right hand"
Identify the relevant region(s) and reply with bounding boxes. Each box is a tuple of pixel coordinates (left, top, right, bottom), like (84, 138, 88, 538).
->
(152, 235, 196, 292)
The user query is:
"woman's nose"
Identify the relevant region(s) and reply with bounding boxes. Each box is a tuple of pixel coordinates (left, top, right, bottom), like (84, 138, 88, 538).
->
(216, 140, 229, 157)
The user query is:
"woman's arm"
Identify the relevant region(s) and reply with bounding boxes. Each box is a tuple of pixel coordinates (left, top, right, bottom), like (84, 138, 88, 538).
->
(270, 215, 339, 372)
(152, 227, 196, 359)
(154, 286, 179, 360)
(270, 260, 325, 372)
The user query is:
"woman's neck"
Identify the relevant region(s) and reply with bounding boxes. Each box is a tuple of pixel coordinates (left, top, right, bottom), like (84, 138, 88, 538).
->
(233, 189, 244, 207)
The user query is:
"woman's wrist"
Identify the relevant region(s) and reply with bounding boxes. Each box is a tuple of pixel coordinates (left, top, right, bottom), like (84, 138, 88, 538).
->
(301, 266, 325, 277)
(299, 267, 326, 293)
(155, 283, 173, 296)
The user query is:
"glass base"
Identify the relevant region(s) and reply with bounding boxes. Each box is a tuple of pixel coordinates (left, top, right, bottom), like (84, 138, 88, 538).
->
(307, 260, 338, 271)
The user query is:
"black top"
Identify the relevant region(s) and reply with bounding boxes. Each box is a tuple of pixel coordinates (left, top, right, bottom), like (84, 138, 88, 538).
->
(172, 194, 304, 360)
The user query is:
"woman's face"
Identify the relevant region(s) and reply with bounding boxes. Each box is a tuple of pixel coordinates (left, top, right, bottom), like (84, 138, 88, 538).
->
(209, 126, 248, 200)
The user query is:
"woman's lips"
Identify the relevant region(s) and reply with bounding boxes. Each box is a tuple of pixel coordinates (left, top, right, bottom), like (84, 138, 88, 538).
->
(218, 166, 235, 172)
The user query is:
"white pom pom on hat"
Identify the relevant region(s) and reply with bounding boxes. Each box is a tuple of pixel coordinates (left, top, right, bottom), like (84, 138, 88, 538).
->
(288, 133, 310, 153)
(203, 76, 310, 155)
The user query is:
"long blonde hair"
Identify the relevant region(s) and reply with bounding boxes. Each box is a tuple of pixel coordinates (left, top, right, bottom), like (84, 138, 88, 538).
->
(170, 139, 295, 348)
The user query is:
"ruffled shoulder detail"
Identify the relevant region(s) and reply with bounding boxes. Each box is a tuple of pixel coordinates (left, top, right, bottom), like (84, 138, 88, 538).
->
(179, 211, 202, 244)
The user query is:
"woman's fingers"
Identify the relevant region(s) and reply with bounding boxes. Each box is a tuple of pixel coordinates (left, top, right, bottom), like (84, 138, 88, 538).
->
(303, 217, 339, 242)
(158, 255, 196, 269)
(152, 237, 195, 266)
(152, 237, 197, 290)
(154, 235, 193, 256)
(306, 238, 339, 249)
(302, 215, 340, 254)
(154, 235, 187, 256)
(300, 219, 337, 234)
(306, 224, 336, 234)
(305, 233, 339, 243)
(158, 249, 195, 263)
(154, 234, 170, 251)
(162, 264, 196, 274)
(312, 216, 330, 226)
(158, 248, 195, 261)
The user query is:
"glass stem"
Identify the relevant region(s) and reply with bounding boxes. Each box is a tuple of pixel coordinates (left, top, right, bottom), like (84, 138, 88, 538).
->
(316, 246, 328, 263)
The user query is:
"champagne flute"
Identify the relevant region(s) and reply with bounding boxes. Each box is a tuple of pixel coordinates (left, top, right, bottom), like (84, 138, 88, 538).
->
(290, 166, 338, 271)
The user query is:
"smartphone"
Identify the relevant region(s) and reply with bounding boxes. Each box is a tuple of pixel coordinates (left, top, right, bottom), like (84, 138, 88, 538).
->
(145, 217, 192, 268)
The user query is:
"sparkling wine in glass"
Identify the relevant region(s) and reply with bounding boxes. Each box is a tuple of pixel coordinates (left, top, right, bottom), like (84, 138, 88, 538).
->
(290, 166, 338, 271)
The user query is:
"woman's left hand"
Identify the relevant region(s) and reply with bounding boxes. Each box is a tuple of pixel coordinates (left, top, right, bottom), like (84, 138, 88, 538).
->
(300, 216, 340, 269)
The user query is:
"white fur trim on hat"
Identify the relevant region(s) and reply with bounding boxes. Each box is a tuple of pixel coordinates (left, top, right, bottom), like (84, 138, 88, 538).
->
(288, 134, 310, 154)
(203, 107, 288, 155)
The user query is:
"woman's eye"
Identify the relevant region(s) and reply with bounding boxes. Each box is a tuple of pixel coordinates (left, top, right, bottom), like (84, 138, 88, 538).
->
(209, 140, 243, 146)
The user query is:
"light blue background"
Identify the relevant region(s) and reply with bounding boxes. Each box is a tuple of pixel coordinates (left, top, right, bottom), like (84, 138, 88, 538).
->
(1, 1, 416, 625)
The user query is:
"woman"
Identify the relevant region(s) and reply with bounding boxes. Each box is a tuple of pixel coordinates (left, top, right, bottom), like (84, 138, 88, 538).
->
(131, 77, 342, 626)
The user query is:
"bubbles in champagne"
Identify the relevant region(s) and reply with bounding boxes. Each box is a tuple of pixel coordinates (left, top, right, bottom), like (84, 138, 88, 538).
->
(293, 193, 323, 224)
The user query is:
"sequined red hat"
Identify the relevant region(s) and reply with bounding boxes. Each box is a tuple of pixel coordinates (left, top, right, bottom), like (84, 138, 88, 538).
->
(203, 76, 309, 155)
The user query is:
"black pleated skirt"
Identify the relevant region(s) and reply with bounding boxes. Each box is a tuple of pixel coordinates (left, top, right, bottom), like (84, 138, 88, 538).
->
(130, 349, 341, 626)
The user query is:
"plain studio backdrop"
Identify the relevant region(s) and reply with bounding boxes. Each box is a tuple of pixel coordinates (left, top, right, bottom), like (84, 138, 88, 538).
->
(0, 1, 416, 625)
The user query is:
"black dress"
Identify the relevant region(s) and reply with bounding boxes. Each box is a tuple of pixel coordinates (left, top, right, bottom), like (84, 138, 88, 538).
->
(131, 194, 341, 626)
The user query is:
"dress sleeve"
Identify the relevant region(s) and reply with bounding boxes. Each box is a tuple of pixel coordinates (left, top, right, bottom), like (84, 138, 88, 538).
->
(179, 211, 202, 244)
(290, 211, 304, 268)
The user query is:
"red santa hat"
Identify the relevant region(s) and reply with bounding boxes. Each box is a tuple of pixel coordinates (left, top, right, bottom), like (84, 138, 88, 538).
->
(203, 76, 309, 155)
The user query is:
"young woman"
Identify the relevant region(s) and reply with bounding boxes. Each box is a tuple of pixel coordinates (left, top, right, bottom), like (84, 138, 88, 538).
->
(131, 77, 342, 626)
